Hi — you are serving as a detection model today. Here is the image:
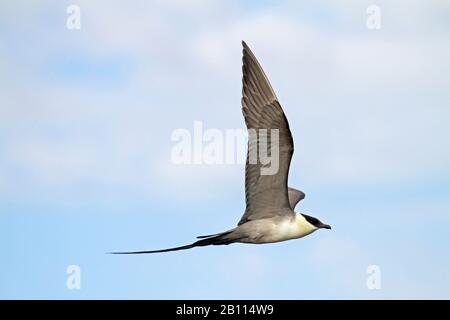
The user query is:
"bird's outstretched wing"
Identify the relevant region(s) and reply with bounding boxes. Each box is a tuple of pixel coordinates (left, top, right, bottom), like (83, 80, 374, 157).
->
(238, 41, 295, 225)
(288, 187, 305, 210)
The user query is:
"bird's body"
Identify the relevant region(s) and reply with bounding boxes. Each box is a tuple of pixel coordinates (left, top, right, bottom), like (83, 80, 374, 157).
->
(111, 41, 331, 255)
(228, 214, 318, 244)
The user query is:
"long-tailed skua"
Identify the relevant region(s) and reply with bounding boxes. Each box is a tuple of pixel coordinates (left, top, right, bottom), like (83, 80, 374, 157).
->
(111, 41, 331, 254)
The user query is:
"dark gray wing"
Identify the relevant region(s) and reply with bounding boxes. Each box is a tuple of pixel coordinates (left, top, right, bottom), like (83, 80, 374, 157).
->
(288, 187, 305, 210)
(238, 41, 295, 225)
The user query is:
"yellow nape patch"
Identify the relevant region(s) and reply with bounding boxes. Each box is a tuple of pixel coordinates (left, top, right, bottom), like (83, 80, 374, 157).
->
(270, 215, 318, 242)
(294, 214, 318, 238)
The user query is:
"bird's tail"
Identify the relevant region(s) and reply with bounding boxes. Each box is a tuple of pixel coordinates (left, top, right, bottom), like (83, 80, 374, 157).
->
(109, 231, 234, 254)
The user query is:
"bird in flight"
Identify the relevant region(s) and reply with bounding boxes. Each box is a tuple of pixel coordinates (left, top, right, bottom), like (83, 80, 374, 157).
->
(111, 41, 331, 254)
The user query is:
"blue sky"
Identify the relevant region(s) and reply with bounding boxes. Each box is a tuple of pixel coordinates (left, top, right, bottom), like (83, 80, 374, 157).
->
(1, 0, 450, 299)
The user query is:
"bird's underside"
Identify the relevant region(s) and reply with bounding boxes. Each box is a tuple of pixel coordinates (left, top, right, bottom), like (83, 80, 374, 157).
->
(111, 42, 320, 255)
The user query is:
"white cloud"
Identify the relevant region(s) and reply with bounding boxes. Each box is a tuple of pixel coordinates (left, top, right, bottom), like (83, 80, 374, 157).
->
(1, 0, 450, 201)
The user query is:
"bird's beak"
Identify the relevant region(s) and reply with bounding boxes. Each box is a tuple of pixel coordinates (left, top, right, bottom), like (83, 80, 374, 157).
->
(318, 223, 331, 230)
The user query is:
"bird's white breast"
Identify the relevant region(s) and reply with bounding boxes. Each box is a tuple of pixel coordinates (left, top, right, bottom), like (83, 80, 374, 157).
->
(261, 214, 317, 243)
